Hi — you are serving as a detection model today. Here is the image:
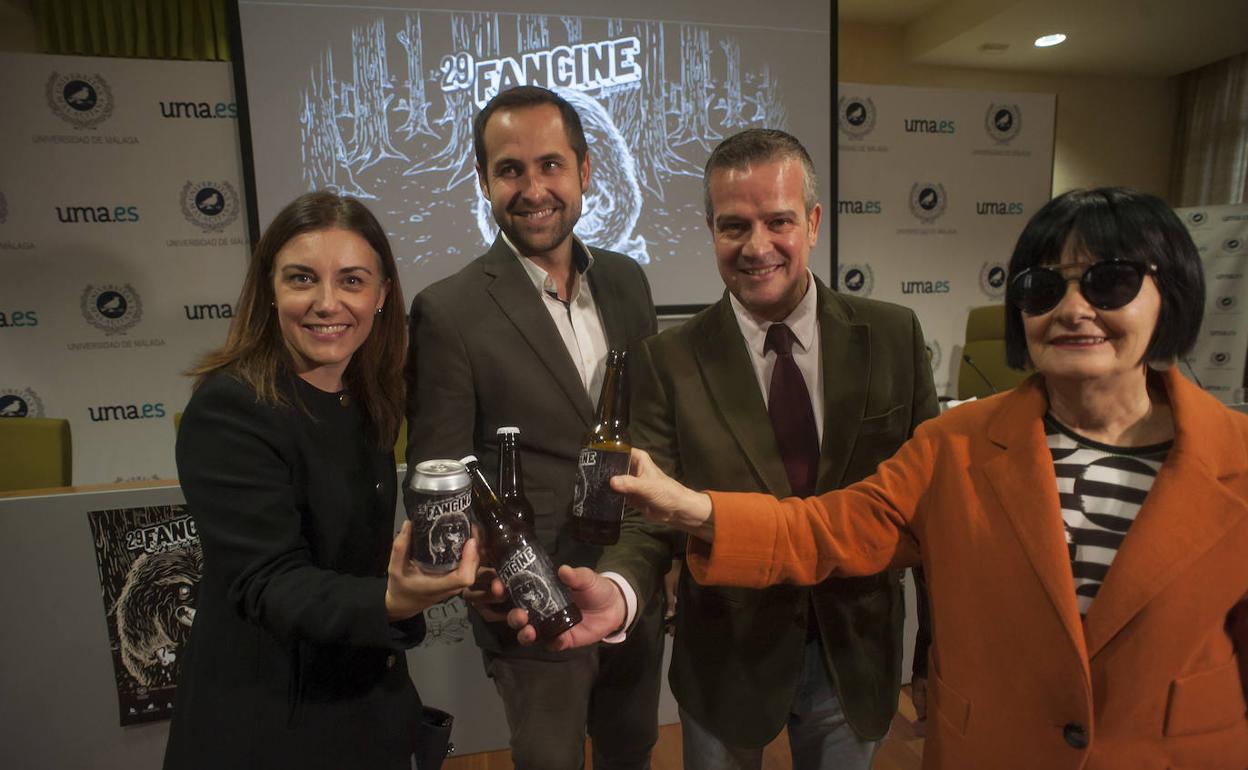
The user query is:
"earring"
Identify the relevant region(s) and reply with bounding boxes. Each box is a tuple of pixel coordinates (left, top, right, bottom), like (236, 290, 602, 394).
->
(376, 307, 383, 315)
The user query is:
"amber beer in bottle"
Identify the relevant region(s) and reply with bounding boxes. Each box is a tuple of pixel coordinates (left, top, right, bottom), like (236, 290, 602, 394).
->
(461, 455, 580, 640)
(496, 427, 536, 537)
(572, 349, 631, 545)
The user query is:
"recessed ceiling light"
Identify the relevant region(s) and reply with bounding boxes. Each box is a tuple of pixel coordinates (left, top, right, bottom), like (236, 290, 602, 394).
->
(1034, 33, 1067, 48)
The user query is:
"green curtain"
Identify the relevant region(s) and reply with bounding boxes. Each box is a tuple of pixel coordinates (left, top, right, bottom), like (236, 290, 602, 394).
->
(32, 0, 231, 61)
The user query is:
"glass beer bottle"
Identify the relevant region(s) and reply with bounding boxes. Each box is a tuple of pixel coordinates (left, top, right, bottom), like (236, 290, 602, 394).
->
(496, 427, 536, 537)
(461, 456, 581, 640)
(572, 349, 631, 545)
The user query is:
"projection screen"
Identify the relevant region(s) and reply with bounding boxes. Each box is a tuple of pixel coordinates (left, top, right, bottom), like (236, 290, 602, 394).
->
(237, 0, 832, 309)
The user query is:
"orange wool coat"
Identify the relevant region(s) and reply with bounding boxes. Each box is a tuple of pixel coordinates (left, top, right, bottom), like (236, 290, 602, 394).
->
(688, 369, 1248, 770)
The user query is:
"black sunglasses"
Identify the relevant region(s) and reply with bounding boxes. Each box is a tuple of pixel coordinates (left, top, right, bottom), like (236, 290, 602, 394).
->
(1007, 260, 1155, 315)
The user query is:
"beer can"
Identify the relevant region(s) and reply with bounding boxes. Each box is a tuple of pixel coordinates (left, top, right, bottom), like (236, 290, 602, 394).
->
(404, 459, 472, 573)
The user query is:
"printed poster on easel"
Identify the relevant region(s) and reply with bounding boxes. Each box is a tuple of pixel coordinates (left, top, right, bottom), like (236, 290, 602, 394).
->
(87, 505, 202, 725)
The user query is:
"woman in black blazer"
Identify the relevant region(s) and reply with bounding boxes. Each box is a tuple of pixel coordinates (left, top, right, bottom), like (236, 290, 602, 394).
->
(164, 191, 478, 770)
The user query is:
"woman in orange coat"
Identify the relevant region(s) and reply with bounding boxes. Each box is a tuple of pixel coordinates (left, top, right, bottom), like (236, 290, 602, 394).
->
(613, 188, 1248, 769)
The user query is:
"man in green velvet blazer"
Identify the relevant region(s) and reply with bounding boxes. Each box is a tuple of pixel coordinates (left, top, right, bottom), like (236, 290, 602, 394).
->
(590, 130, 939, 769)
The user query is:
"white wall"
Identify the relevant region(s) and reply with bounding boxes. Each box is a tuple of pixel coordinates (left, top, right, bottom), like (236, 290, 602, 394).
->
(840, 21, 1180, 200)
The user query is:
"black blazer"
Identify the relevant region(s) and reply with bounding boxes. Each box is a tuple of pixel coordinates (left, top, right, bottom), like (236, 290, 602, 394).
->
(165, 372, 424, 770)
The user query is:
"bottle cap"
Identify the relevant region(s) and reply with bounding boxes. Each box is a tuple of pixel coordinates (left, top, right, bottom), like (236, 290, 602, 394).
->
(496, 426, 520, 436)
(459, 454, 478, 466)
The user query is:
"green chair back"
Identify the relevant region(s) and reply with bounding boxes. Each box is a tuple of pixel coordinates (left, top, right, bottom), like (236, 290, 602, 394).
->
(0, 418, 72, 492)
(957, 305, 1030, 399)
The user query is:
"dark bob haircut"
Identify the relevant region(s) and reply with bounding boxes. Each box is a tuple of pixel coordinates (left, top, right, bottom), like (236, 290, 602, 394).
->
(1004, 187, 1205, 370)
(472, 86, 588, 172)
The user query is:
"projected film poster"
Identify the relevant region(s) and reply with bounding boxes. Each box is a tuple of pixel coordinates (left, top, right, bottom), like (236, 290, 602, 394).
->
(87, 506, 202, 725)
(240, 6, 830, 303)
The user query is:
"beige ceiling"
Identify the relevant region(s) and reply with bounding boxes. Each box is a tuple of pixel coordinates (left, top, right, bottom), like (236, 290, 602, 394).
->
(839, 0, 1248, 77)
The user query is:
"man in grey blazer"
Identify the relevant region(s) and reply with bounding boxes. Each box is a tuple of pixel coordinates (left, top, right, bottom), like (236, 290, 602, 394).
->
(404, 86, 663, 770)
(510, 129, 937, 769)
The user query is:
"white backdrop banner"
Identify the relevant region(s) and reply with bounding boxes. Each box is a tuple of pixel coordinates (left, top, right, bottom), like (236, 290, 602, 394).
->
(1177, 203, 1248, 401)
(836, 83, 1056, 395)
(0, 52, 248, 485)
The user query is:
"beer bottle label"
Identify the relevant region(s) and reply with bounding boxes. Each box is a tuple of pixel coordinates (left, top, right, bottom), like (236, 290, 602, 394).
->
(497, 543, 572, 621)
(571, 448, 630, 522)
(405, 488, 471, 569)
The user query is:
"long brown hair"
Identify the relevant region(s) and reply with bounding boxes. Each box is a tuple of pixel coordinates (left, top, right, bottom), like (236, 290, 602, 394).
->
(188, 191, 407, 447)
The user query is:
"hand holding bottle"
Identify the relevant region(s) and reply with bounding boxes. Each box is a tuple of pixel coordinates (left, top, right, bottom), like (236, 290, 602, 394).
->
(572, 349, 631, 545)
(463, 455, 582, 640)
(505, 565, 628, 650)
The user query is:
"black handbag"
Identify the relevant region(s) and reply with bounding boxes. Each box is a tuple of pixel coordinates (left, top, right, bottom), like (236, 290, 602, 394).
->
(414, 705, 455, 770)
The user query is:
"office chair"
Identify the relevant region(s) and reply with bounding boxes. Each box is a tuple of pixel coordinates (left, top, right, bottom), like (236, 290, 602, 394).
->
(957, 305, 1030, 400)
(0, 418, 72, 492)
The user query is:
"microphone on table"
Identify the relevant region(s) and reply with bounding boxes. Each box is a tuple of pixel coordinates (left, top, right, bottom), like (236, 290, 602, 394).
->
(962, 355, 998, 394)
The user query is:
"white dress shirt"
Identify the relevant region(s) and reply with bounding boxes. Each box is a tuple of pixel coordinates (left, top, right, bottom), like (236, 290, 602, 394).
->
(502, 232, 637, 640)
(606, 272, 826, 639)
(503, 230, 609, 401)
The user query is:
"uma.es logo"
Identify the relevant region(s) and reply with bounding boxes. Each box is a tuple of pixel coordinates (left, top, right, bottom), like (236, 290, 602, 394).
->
(984, 104, 1021, 144)
(159, 100, 237, 119)
(46, 72, 114, 129)
(55, 204, 139, 224)
(0, 309, 39, 328)
(838, 264, 874, 297)
(903, 117, 955, 135)
(0, 387, 45, 418)
(837, 96, 876, 139)
(975, 200, 1024, 216)
(87, 402, 167, 422)
(183, 302, 235, 320)
(838, 199, 882, 215)
(181, 181, 240, 233)
(901, 279, 952, 295)
(81, 284, 143, 335)
(909, 183, 947, 224)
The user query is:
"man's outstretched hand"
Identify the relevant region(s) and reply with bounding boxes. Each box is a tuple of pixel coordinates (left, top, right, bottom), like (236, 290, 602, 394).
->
(611, 448, 714, 541)
(506, 565, 628, 651)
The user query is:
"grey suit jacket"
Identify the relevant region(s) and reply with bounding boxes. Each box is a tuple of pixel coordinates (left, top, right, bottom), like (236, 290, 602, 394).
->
(405, 236, 657, 657)
(598, 278, 939, 744)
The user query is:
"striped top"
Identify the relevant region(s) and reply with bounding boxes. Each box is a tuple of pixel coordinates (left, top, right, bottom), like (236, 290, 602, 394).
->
(1044, 415, 1172, 615)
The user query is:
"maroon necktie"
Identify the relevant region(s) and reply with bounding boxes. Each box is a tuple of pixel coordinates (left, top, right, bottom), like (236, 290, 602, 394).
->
(765, 323, 820, 498)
